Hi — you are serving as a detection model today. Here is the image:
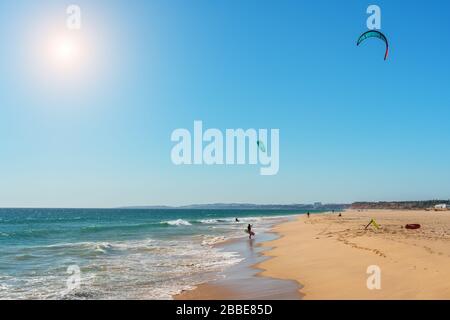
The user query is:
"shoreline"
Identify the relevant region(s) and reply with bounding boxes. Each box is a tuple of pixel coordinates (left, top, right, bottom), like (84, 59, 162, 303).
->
(176, 209, 450, 300)
(174, 215, 302, 300)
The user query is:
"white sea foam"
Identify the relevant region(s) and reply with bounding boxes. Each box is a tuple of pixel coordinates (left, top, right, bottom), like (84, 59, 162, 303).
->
(93, 242, 113, 253)
(199, 219, 220, 224)
(198, 215, 290, 224)
(0, 235, 245, 300)
(163, 219, 192, 226)
(201, 235, 227, 246)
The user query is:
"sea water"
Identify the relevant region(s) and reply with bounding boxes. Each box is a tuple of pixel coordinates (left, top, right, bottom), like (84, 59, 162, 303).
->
(0, 208, 308, 299)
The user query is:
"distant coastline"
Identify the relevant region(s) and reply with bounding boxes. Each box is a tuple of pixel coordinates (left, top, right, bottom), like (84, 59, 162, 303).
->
(118, 203, 349, 211)
(2, 200, 449, 211)
(119, 200, 450, 211)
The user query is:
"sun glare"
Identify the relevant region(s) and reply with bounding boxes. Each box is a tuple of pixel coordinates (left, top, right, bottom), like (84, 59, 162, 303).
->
(24, 13, 112, 93)
(50, 35, 81, 67)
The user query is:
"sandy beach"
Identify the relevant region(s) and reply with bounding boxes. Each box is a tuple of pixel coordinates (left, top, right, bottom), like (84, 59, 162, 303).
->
(175, 226, 302, 300)
(256, 210, 450, 299)
(178, 209, 450, 300)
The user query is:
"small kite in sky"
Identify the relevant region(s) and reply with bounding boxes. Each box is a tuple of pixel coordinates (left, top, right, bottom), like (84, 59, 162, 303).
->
(357, 30, 389, 60)
(257, 140, 266, 153)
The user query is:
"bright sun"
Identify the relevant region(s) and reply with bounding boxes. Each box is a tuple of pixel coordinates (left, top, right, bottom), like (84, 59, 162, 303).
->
(50, 35, 81, 67)
(25, 16, 104, 93)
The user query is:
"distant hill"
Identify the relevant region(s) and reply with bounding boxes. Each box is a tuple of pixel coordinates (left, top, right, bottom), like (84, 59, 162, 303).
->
(351, 200, 450, 210)
(120, 203, 350, 211)
(120, 200, 450, 211)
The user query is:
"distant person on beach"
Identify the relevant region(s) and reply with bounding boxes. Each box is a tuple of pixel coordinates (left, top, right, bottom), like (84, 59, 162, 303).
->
(307, 212, 310, 218)
(338, 212, 342, 217)
(247, 224, 253, 239)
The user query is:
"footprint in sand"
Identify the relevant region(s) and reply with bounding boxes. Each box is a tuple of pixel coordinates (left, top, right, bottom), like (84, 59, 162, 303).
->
(372, 249, 386, 257)
(423, 246, 435, 254)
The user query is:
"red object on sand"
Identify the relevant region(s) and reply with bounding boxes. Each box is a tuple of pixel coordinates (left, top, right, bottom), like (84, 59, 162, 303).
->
(405, 224, 421, 230)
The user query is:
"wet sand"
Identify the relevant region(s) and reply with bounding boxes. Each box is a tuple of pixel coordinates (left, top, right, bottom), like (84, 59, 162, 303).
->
(176, 209, 450, 300)
(175, 226, 301, 300)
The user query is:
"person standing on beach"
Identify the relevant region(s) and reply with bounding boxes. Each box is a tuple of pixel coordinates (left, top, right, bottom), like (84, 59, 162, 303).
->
(247, 224, 253, 239)
(307, 212, 310, 218)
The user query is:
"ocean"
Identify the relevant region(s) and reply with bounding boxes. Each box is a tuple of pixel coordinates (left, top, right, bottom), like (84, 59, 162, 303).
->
(0, 208, 309, 299)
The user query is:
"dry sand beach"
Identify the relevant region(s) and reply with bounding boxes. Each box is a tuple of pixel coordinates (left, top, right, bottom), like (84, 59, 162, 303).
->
(179, 210, 450, 300)
(257, 209, 450, 299)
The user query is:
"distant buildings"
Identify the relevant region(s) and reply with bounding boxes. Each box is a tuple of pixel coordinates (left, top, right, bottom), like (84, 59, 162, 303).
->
(434, 204, 448, 210)
(313, 202, 323, 208)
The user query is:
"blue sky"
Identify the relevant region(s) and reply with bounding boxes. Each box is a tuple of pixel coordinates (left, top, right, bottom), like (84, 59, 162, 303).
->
(0, 0, 449, 207)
